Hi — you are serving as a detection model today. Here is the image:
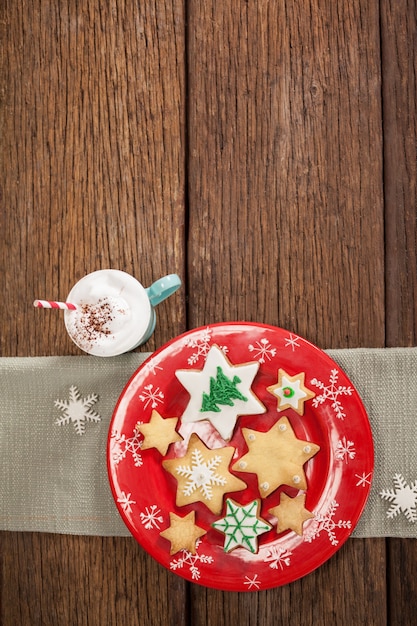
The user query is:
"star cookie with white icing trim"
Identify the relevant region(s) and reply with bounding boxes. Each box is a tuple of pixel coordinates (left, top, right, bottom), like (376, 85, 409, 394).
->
(162, 433, 247, 515)
(175, 344, 266, 441)
(136, 410, 183, 455)
(269, 492, 314, 536)
(160, 511, 206, 555)
(232, 416, 320, 497)
(267, 369, 315, 415)
(212, 498, 271, 553)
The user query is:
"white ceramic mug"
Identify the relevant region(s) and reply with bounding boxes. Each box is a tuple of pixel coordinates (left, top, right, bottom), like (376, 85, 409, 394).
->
(64, 269, 181, 356)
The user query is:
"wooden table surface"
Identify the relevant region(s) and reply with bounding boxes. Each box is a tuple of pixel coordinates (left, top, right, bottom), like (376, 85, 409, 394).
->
(1, 1, 416, 624)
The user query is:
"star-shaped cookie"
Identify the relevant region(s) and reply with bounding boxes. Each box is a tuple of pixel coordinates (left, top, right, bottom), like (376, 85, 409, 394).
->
(162, 433, 247, 515)
(136, 410, 183, 455)
(212, 498, 271, 553)
(232, 416, 320, 497)
(176, 344, 266, 441)
(267, 369, 315, 415)
(160, 511, 206, 555)
(269, 492, 314, 536)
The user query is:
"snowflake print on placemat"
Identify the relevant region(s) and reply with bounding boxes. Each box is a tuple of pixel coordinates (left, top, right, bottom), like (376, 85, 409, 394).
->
(380, 474, 417, 523)
(170, 539, 214, 580)
(264, 546, 292, 570)
(140, 505, 164, 530)
(305, 500, 351, 546)
(109, 427, 143, 467)
(335, 437, 356, 463)
(138, 384, 164, 409)
(310, 369, 353, 419)
(54, 385, 101, 435)
(117, 491, 136, 513)
(284, 333, 301, 351)
(243, 574, 261, 590)
(248, 338, 277, 363)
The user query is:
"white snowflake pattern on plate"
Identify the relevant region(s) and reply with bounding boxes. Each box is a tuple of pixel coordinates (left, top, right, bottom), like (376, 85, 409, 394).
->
(247, 338, 277, 363)
(183, 326, 213, 365)
(264, 546, 292, 570)
(109, 428, 143, 467)
(54, 385, 101, 435)
(170, 539, 214, 580)
(335, 437, 356, 463)
(138, 384, 164, 409)
(243, 574, 261, 590)
(117, 491, 136, 513)
(380, 474, 417, 523)
(310, 369, 353, 419)
(355, 471, 373, 487)
(139, 505, 164, 530)
(284, 333, 301, 351)
(141, 357, 163, 376)
(304, 500, 351, 546)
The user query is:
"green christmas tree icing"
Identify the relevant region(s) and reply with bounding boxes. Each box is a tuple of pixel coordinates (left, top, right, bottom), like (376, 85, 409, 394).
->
(200, 366, 248, 413)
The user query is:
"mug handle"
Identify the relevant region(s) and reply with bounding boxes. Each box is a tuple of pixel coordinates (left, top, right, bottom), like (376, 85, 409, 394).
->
(146, 274, 181, 307)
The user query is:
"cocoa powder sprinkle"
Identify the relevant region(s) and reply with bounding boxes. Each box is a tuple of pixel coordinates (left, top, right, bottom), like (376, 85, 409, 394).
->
(73, 298, 117, 348)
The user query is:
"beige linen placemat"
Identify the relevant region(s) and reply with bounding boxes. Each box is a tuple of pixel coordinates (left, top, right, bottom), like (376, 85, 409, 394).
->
(0, 349, 416, 537)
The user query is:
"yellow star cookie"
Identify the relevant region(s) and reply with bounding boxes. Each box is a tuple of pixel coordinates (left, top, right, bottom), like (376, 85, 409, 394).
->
(162, 433, 247, 515)
(232, 416, 320, 497)
(136, 410, 183, 455)
(160, 511, 206, 555)
(267, 369, 315, 415)
(269, 492, 314, 536)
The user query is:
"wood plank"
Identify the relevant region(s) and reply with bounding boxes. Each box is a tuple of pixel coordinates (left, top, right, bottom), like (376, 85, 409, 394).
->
(187, 1, 386, 623)
(0, 1, 187, 624)
(381, 1, 417, 624)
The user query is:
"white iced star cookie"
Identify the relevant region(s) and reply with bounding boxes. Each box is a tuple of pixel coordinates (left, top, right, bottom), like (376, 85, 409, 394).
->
(175, 345, 266, 441)
(267, 369, 315, 415)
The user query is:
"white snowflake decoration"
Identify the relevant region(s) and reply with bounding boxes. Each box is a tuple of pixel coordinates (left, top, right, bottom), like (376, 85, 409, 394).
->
(176, 448, 227, 501)
(183, 327, 213, 365)
(305, 500, 351, 546)
(264, 546, 292, 570)
(310, 369, 353, 419)
(117, 491, 136, 513)
(243, 574, 261, 590)
(54, 385, 101, 435)
(248, 338, 277, 363)
(138, 384, 164, 409)
(110, 428, 143, 467)
(140, 505, 164, 530)
(284, 333, 301, 351)
(142, 357, 163, 376)
(335, 437, 356, 463)
(355, 472, 372, 487)
(170, 539, 214, 580)
(380, 474, 417, 523)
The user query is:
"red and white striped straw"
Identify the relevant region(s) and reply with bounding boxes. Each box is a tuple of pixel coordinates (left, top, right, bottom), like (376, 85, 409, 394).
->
(33, 300, 78, 310)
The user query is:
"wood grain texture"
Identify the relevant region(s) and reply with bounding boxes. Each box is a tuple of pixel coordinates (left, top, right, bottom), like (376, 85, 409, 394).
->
(1, 0, 416, 624)
(381, 1, 417, 624)
(0, 1, 187, 625)
(0, 0, 186, 357)
(187, 0, 384, 350)
(187, 0, 386, 624)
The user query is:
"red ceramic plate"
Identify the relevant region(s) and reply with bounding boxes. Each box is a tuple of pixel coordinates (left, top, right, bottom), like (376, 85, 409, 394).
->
(107, 323, 373, 591)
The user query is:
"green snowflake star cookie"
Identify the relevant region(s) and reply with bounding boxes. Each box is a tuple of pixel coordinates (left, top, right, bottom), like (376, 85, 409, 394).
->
(212, 498, 271, 553)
